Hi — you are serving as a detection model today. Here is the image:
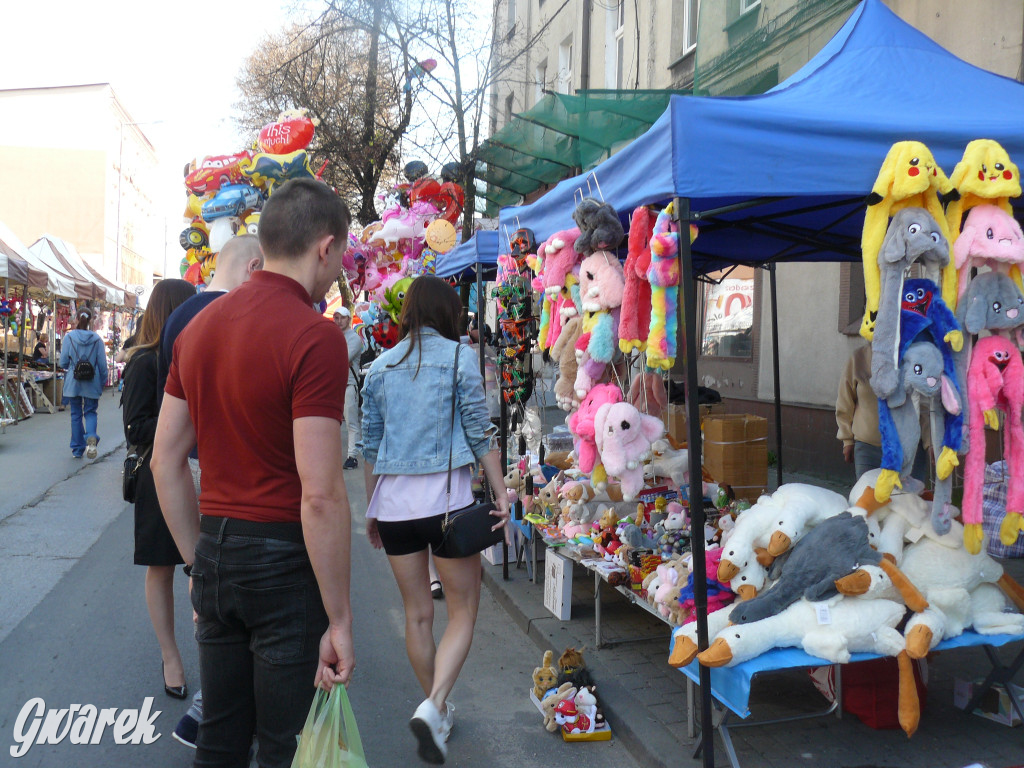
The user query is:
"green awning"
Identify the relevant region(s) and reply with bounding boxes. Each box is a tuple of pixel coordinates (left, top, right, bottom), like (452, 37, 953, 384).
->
(478, 89, 687, 216)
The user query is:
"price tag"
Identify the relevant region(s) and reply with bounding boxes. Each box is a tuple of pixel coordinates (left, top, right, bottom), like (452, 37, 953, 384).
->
(815, 602, 832, 625)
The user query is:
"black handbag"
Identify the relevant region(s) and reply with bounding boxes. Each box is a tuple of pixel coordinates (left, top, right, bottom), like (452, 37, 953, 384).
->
(433, 344, 504, 559)
(122, 445, 149, 503)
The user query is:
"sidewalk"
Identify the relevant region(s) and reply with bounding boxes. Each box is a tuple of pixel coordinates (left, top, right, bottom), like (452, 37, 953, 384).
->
(482, 468, 1024, 768)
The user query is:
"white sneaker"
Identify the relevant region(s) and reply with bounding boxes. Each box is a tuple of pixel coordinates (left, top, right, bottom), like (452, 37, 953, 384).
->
(85, 437, 98, 459)
(409, 699, 447, 764)
(441, 702, 454, 742)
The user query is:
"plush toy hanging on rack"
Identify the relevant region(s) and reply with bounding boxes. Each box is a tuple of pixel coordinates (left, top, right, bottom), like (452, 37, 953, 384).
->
(573, 250, 625, 399)
(859, 141, 957, 341)
(962, 335, 1024, 553)
(646, 204, 687, 371)
(618, 206, 655, 354)
(945, 140, 1021, 283)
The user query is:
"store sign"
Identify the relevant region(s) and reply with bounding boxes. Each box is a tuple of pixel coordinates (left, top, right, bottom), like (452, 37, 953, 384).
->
(704, 278, 754, 336)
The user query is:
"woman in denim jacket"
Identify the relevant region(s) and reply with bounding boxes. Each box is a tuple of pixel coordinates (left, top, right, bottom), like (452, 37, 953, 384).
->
(59, 308, 109, 458)
(360, 275, 509, 765)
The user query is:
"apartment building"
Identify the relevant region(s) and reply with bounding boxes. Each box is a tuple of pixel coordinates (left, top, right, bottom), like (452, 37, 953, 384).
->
(488, 0, 1024, 476)
(0, 84, 164, 290)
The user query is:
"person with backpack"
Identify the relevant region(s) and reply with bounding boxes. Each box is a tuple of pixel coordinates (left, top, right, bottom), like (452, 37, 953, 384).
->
(59, 308, 109, 459)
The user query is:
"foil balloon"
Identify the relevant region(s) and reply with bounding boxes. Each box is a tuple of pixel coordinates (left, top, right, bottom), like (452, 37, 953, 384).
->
(185, 151, 254, 195)
(258, 111, 316, 154)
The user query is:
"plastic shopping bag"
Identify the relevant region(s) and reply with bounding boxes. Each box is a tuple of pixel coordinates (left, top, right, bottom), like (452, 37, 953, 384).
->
(291, 685, 367, 768)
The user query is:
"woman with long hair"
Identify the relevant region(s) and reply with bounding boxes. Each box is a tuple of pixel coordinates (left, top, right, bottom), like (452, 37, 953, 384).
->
(121, 279, 197, 699)
(59, 307, 108, 458)
(361, 275, 510, 765)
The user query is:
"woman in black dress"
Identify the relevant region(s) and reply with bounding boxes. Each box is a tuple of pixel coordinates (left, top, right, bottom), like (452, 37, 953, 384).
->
(121, 279, 196, 699)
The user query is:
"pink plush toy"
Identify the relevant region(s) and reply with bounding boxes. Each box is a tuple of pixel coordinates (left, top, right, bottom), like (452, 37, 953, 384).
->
(594, 401, 665, 500)
(568, 383, 623, 475)
(540, 228, 583, 297)
(574, 252, 625, 398)
(954, 205, 1024, 299)
(679, 547, 736, 624)
(963, 335, 1024, 553)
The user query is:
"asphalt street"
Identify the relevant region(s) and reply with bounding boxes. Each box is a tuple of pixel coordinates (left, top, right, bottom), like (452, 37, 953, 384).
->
(0, 396, 641, 767)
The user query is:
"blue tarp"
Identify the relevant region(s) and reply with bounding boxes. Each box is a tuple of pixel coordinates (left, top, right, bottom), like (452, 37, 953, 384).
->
(498, 0, 1024, 275)
(434, 230, 500, 278)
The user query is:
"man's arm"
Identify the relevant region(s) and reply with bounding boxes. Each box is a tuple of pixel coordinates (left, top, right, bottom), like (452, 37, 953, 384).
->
(294, 416, 354, 690)
(151, 394, 200, 563)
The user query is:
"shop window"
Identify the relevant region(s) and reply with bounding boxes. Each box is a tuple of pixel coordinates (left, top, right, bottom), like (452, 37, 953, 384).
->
(701, 266, 755, 359)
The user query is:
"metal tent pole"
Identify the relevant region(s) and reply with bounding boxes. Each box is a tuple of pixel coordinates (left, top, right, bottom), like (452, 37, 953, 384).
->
(768, 263, 783, 488)
(16, 286, 27, 421)
(2, 278, 7, 432)
(676, 197, 715, 768)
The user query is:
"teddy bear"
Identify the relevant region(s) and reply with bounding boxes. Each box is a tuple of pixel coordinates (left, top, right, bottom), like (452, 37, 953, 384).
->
(541, 683, 577, 732)
(572, 198, 625, 256)
(593, 401, 666, 501)
(550, 315, 583, 411)
(574, 252, 625, 399)
(532, 650, 559, 700)
(568, 382, 623, 476)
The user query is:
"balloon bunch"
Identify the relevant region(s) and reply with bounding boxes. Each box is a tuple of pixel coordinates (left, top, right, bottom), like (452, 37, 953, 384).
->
(178, 110, 320, 288)
(342, 161, 464, 345)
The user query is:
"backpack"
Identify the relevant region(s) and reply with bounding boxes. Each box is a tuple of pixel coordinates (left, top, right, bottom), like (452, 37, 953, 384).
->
(70, 334, 97, 381)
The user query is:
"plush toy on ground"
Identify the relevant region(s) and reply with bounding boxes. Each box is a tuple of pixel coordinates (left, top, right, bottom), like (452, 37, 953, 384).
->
(532, 650, 559, 700)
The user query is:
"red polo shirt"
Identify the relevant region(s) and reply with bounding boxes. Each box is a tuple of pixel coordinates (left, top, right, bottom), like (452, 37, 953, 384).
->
(165, 270, 348, 522)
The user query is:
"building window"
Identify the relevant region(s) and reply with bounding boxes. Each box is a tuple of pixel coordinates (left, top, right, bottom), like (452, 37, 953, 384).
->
(739, 0, 760, 15)
(505, 93, 515, 125)
(507, 0, 516, 33)
(535, 62, 548, 105)
(558, 36, 574, 94)
(684, 0, 700, 54)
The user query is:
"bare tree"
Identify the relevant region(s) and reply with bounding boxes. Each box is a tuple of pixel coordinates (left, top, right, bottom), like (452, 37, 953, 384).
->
(235, 3, 416, 225)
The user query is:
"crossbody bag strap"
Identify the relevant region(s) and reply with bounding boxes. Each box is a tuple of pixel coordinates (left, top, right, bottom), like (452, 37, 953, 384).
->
(444, 343, 461, 527)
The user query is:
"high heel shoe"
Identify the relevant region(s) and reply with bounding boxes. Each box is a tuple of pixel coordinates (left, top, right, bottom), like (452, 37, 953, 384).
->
(162, 662, 188, 700)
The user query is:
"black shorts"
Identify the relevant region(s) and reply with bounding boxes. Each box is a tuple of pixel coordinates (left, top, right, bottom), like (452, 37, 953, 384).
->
(376, 513, 448, 556)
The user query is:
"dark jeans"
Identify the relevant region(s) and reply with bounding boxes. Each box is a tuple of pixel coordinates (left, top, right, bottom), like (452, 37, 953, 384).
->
(190, 520, 327, 768)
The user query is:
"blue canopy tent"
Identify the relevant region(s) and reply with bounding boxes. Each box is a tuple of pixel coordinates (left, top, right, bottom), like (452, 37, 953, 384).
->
(496, 2, 1024, 763)
(433, 230, 500, 279)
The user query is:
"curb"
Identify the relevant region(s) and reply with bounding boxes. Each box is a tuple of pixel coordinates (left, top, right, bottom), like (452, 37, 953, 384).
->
(482, 564, 691, 768)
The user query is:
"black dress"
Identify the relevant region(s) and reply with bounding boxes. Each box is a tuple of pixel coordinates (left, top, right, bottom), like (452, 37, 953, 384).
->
(122, 348, 183, 566)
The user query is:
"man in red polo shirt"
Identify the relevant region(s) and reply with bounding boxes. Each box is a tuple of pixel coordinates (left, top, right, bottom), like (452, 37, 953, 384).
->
(152, 178, 354, 768)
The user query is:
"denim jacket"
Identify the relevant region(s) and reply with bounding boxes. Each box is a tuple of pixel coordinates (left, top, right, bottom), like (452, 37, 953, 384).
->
(59, 330, 108, 400)
(359, 329, 495, 474)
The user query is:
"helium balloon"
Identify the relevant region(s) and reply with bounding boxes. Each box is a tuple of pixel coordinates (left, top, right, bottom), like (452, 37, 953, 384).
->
(208, 217, 236, 253)
(258, 113, 316, 154)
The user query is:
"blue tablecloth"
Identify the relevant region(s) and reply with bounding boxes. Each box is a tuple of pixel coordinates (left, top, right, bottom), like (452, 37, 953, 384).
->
(674, 631, 1024, 718)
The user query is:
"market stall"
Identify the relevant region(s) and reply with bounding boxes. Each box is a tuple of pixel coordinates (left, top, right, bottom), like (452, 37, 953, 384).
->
(495, 0, 1024, 762)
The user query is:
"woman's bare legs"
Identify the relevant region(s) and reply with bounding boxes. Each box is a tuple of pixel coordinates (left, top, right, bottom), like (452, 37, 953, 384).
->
(388, 550, 436, 696)
(145, 565, 184, 687)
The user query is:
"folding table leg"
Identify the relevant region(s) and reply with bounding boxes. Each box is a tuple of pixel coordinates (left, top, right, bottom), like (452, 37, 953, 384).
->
(963, 644, 1024, 722)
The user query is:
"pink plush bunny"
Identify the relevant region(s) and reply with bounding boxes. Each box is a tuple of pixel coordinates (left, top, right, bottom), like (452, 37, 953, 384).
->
(574, 252, 626, 398)
(954, 204, 1024, 299)
(539, 228, 583, 297)
(962, 335, 1024, 553)
(653, 563, 684, 622)
(594, 401, 666, 500)
(568, 383, 623, 474)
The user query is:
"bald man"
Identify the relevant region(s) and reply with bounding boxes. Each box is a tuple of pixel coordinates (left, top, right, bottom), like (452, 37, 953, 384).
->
(154, 233, 263, 750)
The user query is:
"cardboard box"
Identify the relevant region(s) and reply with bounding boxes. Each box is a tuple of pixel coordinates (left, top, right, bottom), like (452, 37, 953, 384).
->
(543, 549, 573, 620)
(954, 678, 1023, 726)
(666, 402, 725, 446)
(702, 415, 768, 501)
(41, 376, 63, 407)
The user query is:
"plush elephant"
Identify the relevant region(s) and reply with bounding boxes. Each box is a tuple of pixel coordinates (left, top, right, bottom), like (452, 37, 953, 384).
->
(870, 208, 951, 400)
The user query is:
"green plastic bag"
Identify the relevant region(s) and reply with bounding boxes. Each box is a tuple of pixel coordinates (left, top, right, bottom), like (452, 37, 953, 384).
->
(291, 685, 368, 768)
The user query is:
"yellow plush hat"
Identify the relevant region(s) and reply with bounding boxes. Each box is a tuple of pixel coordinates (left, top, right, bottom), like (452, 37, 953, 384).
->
(946, 139, 1021, 231)
(859, 141, 955, 340)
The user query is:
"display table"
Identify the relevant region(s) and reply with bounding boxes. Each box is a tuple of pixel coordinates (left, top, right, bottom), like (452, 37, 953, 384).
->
(674, 631, 1024, 768)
